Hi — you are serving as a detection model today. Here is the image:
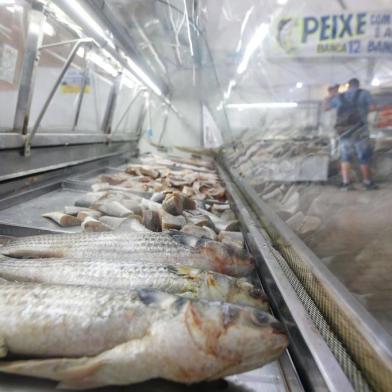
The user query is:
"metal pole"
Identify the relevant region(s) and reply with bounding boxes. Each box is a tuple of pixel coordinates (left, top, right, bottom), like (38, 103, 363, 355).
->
(102, 73, 122, 135)
(72, 45, 90, 131)
(112, 88, 144, 135)
(13, 1, 46, 134)
(158, 103, 170, 145)
(24, 39, 93, 156)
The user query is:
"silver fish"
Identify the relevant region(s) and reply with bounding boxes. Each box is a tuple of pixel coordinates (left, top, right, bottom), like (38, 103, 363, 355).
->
(0, 282, 287, 389)
(1, 232, 254, 277)
(0, 260, 267, 309)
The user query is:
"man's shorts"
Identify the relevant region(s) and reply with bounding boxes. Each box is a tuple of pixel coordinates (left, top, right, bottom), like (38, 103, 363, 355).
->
(339, 134, 372, 165)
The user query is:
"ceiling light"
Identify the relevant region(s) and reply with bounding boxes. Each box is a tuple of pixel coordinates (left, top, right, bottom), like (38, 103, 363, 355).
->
(226, 102, 298, 109)
(43, 21, 55, 37)
(371, 78, 381, 87)
(87, 51, 119, 77)
(125, 57, 162, 96)
(237, 23, 269, 75)
(236, 6, 254, 53)
(183, 0, 194, 56)
(62, 0, 112, 46)
(277, 0, 288, 5)
(296, 82, 303, 88)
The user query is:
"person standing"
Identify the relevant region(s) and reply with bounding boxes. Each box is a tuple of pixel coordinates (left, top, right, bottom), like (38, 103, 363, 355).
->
(324, 78, 377, 190)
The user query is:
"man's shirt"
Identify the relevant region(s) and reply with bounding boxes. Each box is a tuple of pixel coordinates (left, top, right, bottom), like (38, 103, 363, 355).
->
(330, 87, 373, 124)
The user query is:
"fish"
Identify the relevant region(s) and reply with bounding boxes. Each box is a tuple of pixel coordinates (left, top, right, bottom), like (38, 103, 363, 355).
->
(0, 282, 287, 389)
(0, 260, 267, 309)
(1, 232, 254, 277)
(42, 212, 80, 227)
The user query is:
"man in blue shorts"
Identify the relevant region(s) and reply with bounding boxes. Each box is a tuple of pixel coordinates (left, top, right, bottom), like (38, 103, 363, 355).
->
(325, 78, 377, 190)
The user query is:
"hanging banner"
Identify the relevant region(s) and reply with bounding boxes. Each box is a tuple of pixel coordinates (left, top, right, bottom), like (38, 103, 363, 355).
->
(271, 11, 392, 57)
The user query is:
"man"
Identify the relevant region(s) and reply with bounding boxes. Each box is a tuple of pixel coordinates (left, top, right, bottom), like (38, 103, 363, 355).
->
(324, 78, 377, 190)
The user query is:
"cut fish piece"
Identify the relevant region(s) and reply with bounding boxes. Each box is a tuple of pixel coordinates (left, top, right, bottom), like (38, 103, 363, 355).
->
(160, 210, 186, 230)
(42, 212, 80, 227)
(143, 210, 161, 232)
(94, 201, 133, 218)
(81, 217, 111, 233)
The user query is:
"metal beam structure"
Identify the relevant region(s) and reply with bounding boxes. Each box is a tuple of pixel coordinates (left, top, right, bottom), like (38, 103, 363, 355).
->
(102, 73, 122, 134)
(13, 1, 46, 134)
(24, 38, 96, 156)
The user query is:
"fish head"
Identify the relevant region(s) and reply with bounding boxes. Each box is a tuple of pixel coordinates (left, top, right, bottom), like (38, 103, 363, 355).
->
(199, 240, 255, 277)
(229, 278, 268, 310)
(183, 299, 288, 378)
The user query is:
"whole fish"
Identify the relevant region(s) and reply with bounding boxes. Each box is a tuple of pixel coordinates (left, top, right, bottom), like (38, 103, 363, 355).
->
(0, 282, 287, 389)
(0, 260, 267, 309)
(0, 232, 254, 277)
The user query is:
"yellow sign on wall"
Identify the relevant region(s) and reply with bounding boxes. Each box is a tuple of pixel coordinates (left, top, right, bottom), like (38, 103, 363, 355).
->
(60, 69, 91, 94)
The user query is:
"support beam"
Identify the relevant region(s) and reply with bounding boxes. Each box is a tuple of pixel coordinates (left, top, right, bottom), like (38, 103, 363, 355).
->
(102, 73, 122, 134)
(13, 1, 46, 134)
(24, 38, 94, 156)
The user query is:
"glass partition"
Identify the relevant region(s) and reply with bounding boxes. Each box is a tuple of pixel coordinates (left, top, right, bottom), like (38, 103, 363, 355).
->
(0, 1, 30, 132)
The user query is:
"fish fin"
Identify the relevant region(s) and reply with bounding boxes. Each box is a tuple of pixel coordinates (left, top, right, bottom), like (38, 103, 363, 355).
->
(0, 357, 94, 379)
(167, 264, 199, 278)
(0, 339, 158, 388)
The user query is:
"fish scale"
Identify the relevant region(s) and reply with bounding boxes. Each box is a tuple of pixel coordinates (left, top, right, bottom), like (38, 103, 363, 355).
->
(0, 282, 159, 357)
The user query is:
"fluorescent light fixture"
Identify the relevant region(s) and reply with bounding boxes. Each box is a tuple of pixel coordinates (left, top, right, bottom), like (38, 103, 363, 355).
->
(76, 47, 85, 58)
(226, 102, 298, 109)
(125, 57, 162, 96)
(236, 6, 254, 53)
(43, 21, 55, 37)
(87, 51, 119, 77)
(296, 81, 303, 89)
(224, 79, 237, 100)
(122, 70, 139, 89)
(183, 0, 194, 56)
(63, 0, 113, 46)
(277, 0, 288, 5)
(237, 23, 269, 75)
(371, 77, 381, 87)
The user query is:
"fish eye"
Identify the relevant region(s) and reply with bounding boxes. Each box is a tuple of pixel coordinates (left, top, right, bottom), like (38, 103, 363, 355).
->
(249, 287, 264, 299)
(250, 310, 271, 326)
